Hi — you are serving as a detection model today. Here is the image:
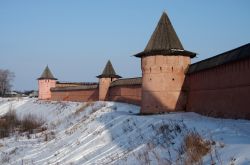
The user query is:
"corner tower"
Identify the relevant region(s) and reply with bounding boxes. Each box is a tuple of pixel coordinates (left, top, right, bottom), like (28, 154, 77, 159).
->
(38, 66, 57, 100)
(97, 60, 121, 101)
(134, 12, 196, 114)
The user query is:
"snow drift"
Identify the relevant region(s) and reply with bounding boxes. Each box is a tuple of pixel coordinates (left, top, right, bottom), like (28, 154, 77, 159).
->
(0, 98, 249, 165)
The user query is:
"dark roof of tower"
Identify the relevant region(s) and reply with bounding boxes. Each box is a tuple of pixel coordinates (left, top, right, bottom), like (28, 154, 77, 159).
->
(134, 12, 196, 58)
(188, 43, 250, 74)
(38, 66, 57, 80)
(97, 60, 122, 78)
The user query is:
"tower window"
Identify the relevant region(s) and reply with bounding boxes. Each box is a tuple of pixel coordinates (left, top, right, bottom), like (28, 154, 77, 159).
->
(172, 67, 173, 72)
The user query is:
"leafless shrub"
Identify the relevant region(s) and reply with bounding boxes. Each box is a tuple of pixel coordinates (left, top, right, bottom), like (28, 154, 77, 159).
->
(5, 109, 19, 126)
(0, 119, 10, 138)
(0, 109, 19, 138)
(0, 69, 15, 96)
(0, 109, 45, 138)
(179, 130, 211, 165)
(21, 114, 44, 134)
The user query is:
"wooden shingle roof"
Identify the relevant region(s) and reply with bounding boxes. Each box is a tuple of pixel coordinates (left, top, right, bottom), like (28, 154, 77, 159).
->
(110, 77, 142, 87)
(38, 66, 57, 80)
(134, 12, 196, 58)
(97, 60, 121, 78)
(51, 84, 98, 92)
(188, 43, 250, 74)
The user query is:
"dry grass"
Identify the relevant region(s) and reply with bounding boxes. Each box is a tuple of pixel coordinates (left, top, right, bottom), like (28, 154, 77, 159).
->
(74, 102, 94, 115)
(0, 110, 19, 138)
(0, 110, 45, 138)
(179, 130, 211, 165)
(21, 114, 44, 134)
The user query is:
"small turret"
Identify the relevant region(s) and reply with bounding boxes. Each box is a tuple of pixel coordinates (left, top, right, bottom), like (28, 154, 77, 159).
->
(97, 60, 121, 101)
(38, 66, 57, 100)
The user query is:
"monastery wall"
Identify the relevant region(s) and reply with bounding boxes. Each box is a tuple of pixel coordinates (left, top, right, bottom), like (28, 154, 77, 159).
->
(108, 85, 142, 105)
(50, 83, 142, 105)
(51, 89, 99, 102)
(187, 58, 250, 119)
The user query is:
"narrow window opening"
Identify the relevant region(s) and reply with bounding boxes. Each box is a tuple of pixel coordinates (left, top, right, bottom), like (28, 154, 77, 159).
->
(171, 67, 173, 72)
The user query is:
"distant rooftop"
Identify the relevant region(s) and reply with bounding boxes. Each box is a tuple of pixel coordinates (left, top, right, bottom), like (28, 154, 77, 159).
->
(188, 43, 250, 74)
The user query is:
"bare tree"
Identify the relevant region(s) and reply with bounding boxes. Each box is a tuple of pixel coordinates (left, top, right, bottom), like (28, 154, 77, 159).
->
(0, 69, 15, 96)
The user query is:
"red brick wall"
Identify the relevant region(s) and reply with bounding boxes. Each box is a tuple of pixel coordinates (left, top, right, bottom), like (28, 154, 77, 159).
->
(51, 89, 99, 102)
(187, 58, 250, 119)
(50, 85, 142, 106)
(108, 85, 142, 105)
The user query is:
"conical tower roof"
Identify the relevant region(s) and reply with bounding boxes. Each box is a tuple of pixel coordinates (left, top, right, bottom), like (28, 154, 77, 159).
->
(97, 60, 121, 78)
(38, 66, 57, 80)
(134, 12, 196, 58)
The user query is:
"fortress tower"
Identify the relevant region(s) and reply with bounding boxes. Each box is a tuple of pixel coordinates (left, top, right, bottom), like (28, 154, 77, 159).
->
(134, 12, 196, 114)
(97, 60, 121, 101)
(38, 66, 57, 100)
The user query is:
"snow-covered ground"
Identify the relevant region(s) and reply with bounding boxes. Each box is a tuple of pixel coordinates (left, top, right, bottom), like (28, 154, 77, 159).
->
(0, 98, 250, 165)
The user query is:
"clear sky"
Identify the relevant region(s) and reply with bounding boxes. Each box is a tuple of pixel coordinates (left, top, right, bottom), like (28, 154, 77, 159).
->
(0, 0, 250, 91)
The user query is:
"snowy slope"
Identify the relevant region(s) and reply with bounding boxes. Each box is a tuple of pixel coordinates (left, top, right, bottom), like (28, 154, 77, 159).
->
(0, 98, 250, 165)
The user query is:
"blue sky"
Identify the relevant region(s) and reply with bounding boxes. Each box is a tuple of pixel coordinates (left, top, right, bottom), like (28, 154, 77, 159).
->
(0, 0, 250, 90)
